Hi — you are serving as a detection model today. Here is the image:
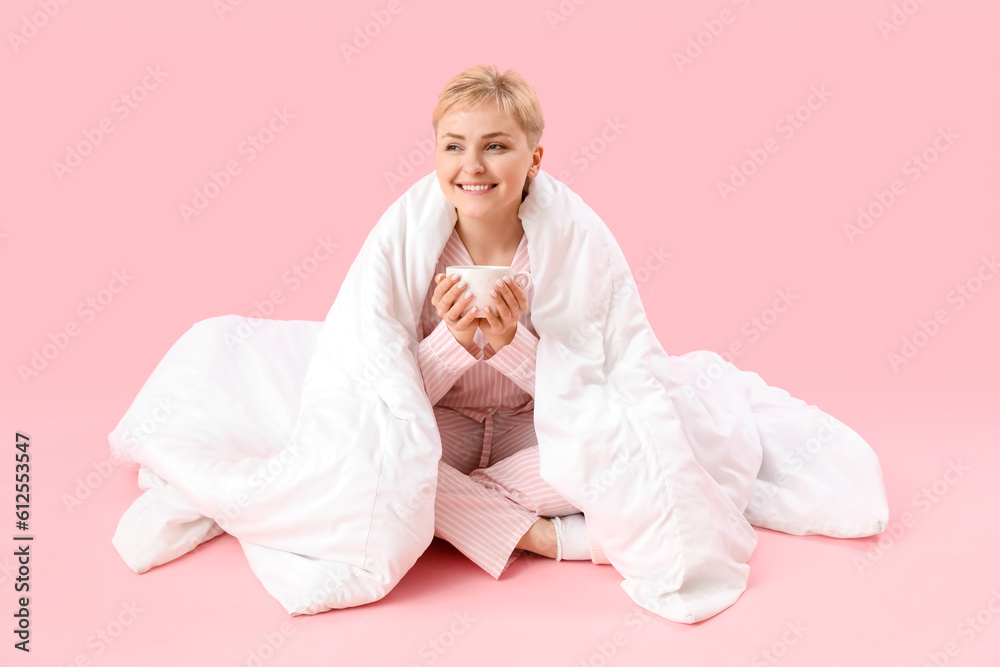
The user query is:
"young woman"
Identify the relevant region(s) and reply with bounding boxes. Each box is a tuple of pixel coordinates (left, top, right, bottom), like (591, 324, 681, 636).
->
(417, 65, 607, 578)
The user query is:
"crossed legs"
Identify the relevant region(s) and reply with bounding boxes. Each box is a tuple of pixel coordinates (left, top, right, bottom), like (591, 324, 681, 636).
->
(432, 406, 582, 577)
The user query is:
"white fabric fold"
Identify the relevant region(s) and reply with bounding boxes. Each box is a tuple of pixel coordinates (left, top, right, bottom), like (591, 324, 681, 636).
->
(109, 169, 888, 623)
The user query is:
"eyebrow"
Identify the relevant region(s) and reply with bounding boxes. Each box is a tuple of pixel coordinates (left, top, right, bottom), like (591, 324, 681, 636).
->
(441, 132, 512, 140)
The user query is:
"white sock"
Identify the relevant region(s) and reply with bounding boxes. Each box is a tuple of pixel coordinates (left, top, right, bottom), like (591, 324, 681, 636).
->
(551, 513, 592, 561)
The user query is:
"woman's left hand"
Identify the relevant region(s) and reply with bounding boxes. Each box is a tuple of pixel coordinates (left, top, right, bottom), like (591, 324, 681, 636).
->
(478, 276, 527, 350)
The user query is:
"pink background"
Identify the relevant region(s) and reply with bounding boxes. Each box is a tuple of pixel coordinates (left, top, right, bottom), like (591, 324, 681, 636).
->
(2, 1, 998, 665)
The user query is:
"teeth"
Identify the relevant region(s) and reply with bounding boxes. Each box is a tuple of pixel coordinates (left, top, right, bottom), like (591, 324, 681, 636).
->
(460, 184, 494, 191)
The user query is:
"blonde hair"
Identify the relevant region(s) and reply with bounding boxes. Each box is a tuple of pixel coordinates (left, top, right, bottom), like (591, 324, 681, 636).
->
(431, 65, 544, 150)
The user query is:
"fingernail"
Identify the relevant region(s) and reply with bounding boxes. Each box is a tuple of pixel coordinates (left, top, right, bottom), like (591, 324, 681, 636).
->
(449, 273, 459, 281)
(457, 280, 466, 289)
(490, 289, 498, 297)
(464, 290, 472, 299)
(503, 276, 512, 284)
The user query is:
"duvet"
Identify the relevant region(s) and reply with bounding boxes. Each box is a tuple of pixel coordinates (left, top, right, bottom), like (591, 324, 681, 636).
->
(109, 169, 888, 623)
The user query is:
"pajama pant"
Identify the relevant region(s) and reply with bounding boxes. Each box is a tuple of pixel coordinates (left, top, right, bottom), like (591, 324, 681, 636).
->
(432, 404, 582, 578)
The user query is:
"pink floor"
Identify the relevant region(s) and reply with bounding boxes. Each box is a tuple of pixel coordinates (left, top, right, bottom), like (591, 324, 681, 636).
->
(7, 401, 997, 666)
(4, 1, 999, 665)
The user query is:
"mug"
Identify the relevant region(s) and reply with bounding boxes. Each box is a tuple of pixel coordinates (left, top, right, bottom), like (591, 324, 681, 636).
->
(444, 265, 533, 318)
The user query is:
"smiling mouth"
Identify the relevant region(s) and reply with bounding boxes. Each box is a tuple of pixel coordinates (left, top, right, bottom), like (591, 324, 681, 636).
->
(458, 184, 497, 192)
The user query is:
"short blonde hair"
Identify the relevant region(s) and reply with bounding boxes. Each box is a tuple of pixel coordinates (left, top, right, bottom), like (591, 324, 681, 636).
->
(431, 65, 545, 150)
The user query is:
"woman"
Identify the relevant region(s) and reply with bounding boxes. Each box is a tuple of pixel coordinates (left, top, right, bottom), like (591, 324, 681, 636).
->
(109, 66, 886, 621)
(418, 65, 608, 577)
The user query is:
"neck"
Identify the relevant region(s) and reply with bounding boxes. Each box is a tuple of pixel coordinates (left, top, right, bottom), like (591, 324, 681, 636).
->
(454, 211, 524, 262)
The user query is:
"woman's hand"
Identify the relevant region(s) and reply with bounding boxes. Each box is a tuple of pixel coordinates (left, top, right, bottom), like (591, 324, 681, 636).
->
(432, 273, 479, 350)
(478, 276, 527, 352)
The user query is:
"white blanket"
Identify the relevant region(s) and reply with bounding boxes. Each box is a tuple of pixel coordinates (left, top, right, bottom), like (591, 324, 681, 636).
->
(110, 169, 888, 623)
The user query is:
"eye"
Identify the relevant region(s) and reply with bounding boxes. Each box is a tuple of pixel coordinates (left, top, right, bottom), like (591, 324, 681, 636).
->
(443, 143, 505, 152)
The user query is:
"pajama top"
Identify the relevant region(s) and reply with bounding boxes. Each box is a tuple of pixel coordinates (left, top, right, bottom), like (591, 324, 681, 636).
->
(415, 227, 603, 577)
(417, 227, 539, 467)
(416, 227, 549, 576)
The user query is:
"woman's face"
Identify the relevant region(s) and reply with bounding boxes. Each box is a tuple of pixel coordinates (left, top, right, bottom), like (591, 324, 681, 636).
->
(435, 105, 542, 223)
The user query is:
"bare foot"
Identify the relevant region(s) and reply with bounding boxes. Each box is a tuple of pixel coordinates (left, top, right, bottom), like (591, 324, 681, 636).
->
(516, 518, 558, 559)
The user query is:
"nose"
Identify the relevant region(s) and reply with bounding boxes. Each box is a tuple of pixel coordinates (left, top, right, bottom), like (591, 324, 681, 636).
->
(462, 151, 485, 174)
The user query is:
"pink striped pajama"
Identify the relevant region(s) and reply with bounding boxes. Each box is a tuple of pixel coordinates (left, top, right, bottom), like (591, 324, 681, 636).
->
(418, 228, 584, 578)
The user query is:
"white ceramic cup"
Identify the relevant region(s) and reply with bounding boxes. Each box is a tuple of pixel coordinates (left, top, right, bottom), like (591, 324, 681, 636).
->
(445, 265, 533, 318)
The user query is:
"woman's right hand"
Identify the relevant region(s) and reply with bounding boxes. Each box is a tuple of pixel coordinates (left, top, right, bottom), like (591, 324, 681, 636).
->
(433, 273, 478, 350)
